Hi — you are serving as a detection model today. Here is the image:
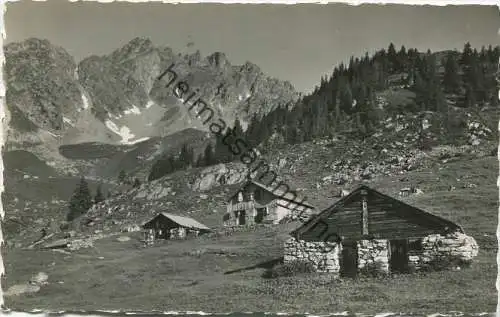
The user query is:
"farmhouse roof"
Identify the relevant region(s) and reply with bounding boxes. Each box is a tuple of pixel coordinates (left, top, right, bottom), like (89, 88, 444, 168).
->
(228, 179, 315, 208)
(290, 184, 463, 239)
(143, 212, 211, 231)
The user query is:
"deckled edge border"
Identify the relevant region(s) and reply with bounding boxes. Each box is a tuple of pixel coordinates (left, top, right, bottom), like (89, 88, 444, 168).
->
(1, 0, 7, 311)
(0, 1, 498, 317)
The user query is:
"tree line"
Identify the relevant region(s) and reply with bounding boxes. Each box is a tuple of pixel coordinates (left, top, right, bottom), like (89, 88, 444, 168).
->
(67, 171, 142, 221)
(147, 42, 500, 181)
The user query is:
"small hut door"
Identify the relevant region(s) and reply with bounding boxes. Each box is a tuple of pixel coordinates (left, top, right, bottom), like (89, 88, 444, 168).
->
(340, 241, 358, 278)
(255, 208, 266, 223)
(238, 210, 246, 225)
(390, 239, 409, 273)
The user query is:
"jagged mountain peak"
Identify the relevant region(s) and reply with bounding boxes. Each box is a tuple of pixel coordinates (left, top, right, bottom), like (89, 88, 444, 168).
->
(6, 37, 61, 52)
(206, 51, 231, 69)
(240, 61, 261, 73)
(110, 37, 156, 61)
(3, 37, 299, 174)
(4, 37, 81, 133)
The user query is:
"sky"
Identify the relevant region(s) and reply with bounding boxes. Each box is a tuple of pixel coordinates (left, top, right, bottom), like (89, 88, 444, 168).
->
(4, 2, 500, 93)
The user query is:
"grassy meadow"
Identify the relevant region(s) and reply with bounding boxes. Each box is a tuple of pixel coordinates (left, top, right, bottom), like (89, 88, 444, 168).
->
(2, 156, 498, 314)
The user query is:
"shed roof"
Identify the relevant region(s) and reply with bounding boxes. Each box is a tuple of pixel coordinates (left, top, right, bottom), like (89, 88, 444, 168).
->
(291, 184, 463, 239)
(143, 212, 211, 231)
(228, 179, 315, 209)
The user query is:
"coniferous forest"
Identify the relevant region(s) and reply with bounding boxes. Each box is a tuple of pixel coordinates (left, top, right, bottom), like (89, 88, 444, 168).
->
(148, 42, 500, 181)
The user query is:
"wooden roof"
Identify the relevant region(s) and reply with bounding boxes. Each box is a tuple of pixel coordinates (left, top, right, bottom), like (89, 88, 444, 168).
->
(143, 212, 211, 231)
(228, 179, 315, 209)
(290, 184, 464, 240)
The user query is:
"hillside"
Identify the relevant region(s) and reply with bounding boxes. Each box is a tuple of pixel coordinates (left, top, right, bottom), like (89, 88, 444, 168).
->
(3, 42, 498, 248)
(3, 153, 498, 313)
(1, 42, 499, 313)
(3, 106, 497, 247)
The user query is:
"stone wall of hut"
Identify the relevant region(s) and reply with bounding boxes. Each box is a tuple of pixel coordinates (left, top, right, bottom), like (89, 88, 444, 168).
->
(170, 227, 187, 239)
(357, 239, 390, 274)
(285, 232, 479, 276)
(409, 232, 479, 271)
(284, 237, 342, 274)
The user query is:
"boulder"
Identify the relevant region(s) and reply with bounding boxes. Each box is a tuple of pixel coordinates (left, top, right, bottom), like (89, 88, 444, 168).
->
(4, 284, 40, 297)
(30, 272, 48, 286)
(116, 236, 131, 242)
(191, 163, 248, 192)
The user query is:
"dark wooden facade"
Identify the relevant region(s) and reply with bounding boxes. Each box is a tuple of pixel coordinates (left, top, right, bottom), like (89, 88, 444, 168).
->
(143, 213, 211, 240)
(228, 181, 277, 207)
(292, 185, 463, 243)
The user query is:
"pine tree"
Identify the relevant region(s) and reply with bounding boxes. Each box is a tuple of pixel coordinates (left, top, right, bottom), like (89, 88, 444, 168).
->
(413, 71, 427, 111)
(94, 184, 105, 204)
(460, 42, 474, 66)
(133, 178, 141, 188)
(195, 154, 204, 168)
(179, 144, 193, 168)
(443, 52, 461, 94)
(246, 114, 260, 148)
(387, 43, 398, 72)
(258, 120, 270, 146)
(214, 131, 234, 163)
(203, 143, 215, 166)
(148, 154, 176, 181)
(118, 170, 127, 183)
(464, 84, 476, 108)
(339, 80, 353, 113)
(67, 176, 93, 222)
(233, 119, 244, 138)
(398, 45, 408, 72)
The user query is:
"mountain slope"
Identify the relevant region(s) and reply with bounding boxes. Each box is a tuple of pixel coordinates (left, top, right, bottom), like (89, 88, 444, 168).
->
(3, 37, 299, 178)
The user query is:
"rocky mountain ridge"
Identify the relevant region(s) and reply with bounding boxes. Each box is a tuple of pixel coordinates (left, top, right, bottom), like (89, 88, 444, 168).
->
(2, 41, 498, 250)
(4, 37, 299, 175)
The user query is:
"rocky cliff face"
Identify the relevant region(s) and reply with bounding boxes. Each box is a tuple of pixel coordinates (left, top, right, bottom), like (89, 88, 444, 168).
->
(4, 38, 90, 172)
(5, 38, 298, 178)
(5, 37, 298, 145)
(5, 38, 82, 134)
(4, 37, 299, 173)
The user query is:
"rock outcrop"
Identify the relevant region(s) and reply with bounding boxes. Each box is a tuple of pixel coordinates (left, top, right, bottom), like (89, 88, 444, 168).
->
(190, 163, 249, 192)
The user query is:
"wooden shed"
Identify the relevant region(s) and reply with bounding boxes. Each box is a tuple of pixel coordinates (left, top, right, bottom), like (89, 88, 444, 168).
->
(142, 212, 211, 241)
(285, 185, 477, 276)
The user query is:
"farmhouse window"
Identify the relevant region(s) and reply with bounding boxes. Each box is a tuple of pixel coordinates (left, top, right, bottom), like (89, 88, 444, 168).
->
(408, 238, 423, 251)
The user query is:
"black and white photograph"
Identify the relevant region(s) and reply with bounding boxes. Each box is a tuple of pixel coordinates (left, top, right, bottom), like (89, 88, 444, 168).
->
(1, 2, 499, 316)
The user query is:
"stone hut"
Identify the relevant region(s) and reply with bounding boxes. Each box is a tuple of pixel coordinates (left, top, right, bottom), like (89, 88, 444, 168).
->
(142, 212, 211, 242)
(285, 185, 478, 277)
(224, 179, 316, 226)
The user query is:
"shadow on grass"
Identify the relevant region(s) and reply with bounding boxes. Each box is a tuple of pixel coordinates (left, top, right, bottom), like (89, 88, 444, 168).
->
(224, 257, 283, 275)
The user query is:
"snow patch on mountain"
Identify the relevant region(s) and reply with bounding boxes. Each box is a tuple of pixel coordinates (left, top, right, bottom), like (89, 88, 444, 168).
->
(124, 105, 142, 115)
(105, 120, 136, 144)
(104, 118, 153, 145)
(126, 137, 150, 145)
